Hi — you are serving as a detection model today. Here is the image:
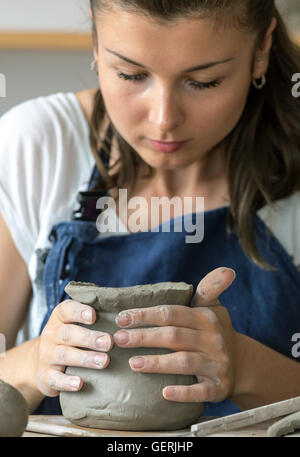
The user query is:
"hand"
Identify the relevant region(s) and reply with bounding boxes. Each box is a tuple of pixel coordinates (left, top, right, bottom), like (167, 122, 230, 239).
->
(37, 300, 114, 397)
(113, 267, 237, 403)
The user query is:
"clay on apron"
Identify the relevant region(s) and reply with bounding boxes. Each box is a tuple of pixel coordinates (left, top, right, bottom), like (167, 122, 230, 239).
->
(0, 380, 28, 437)
(59, 281, 204, 431)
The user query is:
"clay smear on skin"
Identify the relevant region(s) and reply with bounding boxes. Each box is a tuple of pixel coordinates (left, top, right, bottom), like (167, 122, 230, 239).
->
(116, 311, 153, 328)
(202, 362, 222, 386)
(116, 304, 185, 328)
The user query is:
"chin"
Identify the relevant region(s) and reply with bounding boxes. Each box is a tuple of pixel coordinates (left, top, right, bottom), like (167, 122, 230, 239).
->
(142, 152, 195, 170)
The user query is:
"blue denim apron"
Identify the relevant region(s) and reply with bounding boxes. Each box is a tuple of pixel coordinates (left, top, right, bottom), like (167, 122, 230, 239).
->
(34, 125, 300, 417)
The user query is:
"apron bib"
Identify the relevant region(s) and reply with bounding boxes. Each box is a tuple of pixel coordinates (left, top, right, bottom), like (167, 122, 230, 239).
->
(34, 126, 300, 417)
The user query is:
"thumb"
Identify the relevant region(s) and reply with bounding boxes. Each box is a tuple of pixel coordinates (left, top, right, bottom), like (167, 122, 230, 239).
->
(193, 267, 236, 307)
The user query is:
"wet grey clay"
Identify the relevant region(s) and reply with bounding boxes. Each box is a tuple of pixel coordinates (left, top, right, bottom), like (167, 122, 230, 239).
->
(59, 281, 204, 431)
(0, 380, 28, 436)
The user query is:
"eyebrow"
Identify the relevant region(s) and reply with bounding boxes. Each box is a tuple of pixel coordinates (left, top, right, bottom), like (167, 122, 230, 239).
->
(104, 47, 235, 72)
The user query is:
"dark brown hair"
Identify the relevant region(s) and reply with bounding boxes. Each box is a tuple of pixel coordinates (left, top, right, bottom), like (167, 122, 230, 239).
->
(88, 0, 300, 270)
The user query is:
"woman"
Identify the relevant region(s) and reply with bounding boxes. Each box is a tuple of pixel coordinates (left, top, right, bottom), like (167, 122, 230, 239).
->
(0, 0, 299, 418)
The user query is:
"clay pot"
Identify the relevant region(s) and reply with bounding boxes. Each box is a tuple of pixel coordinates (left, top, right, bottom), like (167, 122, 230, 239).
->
(0, 380, 28, 437)
(59, 281, 204, 431)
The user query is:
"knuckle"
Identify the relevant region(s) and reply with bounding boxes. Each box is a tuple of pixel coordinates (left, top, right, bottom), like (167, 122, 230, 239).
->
(55, 302, 65, 315)
(61, 299, 73, 307)
(177, 351, 192, 371)
(220, 352, 230, 370)
(56, 300, 72, 318)
(158, 305, 172, 323)
(41, 326, 50, 339)
(200, 383, 210, 400)
(86, 330, 95, 348)
(46, 371, 61, 396)
(167, 326, 180, 345)
(209, 332, 223, 350)
(221, 377, 231, 396)
(149, 356, 160, 371)
(133, 308, 145, 324)
(38, 340, 48, 360)
(60, 325, 70, 344)
(55, 345, 67, 363)
(188, 388, 197, 402)
(41, 325, 55, 343)
(136, 329, 145, 346)
(216, 354, 231, 382)
(198, 307, 218, 324)
(36, 371, 52, 396)
(81, 352, 91, 366)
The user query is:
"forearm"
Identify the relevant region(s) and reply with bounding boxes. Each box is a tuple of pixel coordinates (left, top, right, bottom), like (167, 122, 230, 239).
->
(230, 332, 300, 410)
(0, 337, 45, 413)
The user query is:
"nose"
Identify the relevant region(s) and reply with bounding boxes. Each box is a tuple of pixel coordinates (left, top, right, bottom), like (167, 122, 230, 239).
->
(148, 84, 184, 135)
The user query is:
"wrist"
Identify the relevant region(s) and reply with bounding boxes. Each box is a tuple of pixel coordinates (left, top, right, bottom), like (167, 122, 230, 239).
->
(230, 331, 253, 402)
(0, 337, 45, 413)
(18, 337, 42, 394)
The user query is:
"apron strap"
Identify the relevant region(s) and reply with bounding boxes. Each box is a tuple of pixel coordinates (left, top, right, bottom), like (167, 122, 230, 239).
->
(72, 123, 113, 221)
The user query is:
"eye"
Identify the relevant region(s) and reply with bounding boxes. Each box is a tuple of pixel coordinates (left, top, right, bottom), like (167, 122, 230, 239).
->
(117, 72, 147, 83)
(188, 80, 222, 90)
(117, 72, 222, 90)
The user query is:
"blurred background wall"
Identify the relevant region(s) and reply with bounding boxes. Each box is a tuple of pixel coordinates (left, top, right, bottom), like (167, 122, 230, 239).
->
(0, 0, 97, 116)
(0, 0, 299, 117)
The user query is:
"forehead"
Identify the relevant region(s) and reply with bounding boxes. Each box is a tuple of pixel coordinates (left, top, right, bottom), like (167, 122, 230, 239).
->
(96, 7, 255, 65)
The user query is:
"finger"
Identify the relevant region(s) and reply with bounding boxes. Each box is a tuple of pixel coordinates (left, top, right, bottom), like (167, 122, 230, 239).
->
(54, 300, 96, 325)
(49, 345, 110, 370)
(193, 267, 236, 307)
(115, 304, 202, 330)
(162, 379, 219, 403)
(37, 368, 83, 397)
(128, 350, 203, 374)
(52, 324, 113, 352)
(114, 326, 223, 352)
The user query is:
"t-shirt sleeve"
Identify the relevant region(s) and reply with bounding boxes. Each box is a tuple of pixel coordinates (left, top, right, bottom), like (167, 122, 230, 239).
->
(0, 100, 45, 264)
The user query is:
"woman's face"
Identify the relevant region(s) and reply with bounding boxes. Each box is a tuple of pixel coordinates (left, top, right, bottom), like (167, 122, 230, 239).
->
(93, 7, 269, 171)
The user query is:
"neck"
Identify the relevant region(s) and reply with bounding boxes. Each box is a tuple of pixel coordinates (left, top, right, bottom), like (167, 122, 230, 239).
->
(146, 144, 228, 198)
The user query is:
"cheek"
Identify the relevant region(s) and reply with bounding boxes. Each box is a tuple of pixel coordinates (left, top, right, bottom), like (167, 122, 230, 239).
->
(194, 83, 250, 141)
(99, 76, 140, 129)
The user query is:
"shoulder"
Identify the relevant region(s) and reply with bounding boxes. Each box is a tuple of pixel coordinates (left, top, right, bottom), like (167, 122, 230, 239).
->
(0, 91, 93, 167)
(0, 91, 83, 133)
(257, 191, 300, 221)
(0, 92, 96, 258)
(75, 88, 112, 142)
(75, 88, 98, 124)
(257, 191, 300, 268)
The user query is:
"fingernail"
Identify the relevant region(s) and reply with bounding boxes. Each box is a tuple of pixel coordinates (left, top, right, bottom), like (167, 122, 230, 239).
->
(69, 377, 80, 389)
(96, 335, 111, 350)
(130, 357, 144, 368)
(82, 309, 93, 323)
(94, 354, 107, 367)
(116, 312, 132, 327)
(114, 331, 129, 345)
(230, 269, 236, 280)
(221, 268, 236, 280)
(164, 386, 176, 398)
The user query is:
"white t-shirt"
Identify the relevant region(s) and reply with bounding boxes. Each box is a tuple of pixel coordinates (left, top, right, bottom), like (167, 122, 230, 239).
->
(0, 92, 299, 344)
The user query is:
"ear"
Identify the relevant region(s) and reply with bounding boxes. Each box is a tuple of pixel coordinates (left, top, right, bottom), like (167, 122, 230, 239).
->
(252, 17, 277, 80)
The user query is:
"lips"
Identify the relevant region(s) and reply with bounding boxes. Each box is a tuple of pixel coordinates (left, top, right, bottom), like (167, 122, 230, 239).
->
(148, 139, 188, 153)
